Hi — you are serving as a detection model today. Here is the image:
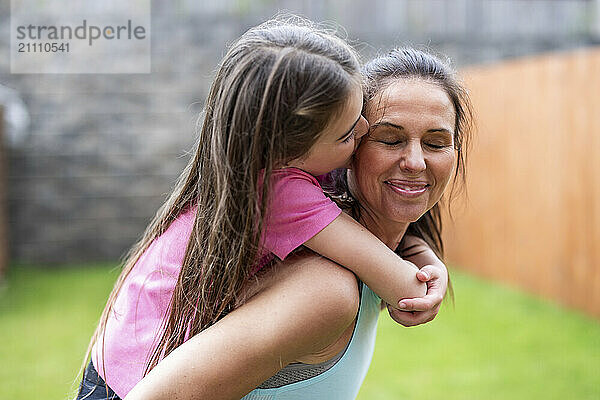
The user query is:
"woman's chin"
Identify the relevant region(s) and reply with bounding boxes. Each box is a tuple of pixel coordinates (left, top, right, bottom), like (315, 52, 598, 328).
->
(380, 204, 429, 225)
(382, 194, 431, 223)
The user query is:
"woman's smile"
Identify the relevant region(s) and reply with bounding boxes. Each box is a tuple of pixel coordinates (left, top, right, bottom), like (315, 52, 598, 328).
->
(384, 179, 430, 198)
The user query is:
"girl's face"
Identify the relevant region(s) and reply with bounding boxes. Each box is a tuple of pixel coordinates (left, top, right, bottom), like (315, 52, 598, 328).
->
(349, 78, 456, 229)
(286, 84, 369, 176)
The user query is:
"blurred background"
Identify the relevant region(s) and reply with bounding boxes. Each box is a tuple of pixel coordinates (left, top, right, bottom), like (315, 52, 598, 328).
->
(0, 0, 599, 399)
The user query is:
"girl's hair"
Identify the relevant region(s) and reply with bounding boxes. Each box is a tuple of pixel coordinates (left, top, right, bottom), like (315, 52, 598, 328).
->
(326, 47, 473, 293)
(81, 16, 361, 379)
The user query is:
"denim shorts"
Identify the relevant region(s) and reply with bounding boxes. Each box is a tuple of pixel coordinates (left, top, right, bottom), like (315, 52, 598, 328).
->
(76, 361, 121, 400)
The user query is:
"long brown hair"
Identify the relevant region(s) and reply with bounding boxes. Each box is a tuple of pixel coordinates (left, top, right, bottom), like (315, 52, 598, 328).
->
(80, 16, 361, 381)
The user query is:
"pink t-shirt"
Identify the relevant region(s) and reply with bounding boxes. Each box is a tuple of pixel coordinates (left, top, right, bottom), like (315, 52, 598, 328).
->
(91, 168, 341, 397)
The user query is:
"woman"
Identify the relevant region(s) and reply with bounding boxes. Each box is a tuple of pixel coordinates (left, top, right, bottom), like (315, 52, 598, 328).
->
(120, 47, 473, 400)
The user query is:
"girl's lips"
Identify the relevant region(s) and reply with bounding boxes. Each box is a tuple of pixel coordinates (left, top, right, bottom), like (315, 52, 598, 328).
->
(385, 180, 429, 197)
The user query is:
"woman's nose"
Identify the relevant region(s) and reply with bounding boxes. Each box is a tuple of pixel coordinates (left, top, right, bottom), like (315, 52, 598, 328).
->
(399, 142, 426, 173)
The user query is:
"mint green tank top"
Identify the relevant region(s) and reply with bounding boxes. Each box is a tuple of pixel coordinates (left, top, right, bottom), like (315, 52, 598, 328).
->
(241, 282, 381, 400)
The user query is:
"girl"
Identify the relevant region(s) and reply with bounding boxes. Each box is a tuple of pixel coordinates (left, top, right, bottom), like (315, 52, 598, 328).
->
(76, 17, 438, 400)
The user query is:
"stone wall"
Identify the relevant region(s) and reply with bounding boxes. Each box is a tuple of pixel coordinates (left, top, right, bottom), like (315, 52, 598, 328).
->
(0, 106, 7, 275)
(0, 0, 599, 263)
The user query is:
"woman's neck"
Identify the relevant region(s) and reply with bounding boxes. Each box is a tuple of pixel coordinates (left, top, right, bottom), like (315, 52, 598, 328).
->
(358, 210, 408, 250)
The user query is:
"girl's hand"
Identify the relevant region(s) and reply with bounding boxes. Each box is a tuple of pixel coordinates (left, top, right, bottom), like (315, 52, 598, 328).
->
(386, 263, 448, 327)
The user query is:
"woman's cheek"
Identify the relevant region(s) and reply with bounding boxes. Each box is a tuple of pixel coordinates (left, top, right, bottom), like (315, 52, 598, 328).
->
(437, 151, 457, 193)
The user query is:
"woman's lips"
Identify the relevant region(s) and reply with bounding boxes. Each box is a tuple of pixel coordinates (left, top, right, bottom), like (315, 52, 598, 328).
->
(385, 180, 429, 197)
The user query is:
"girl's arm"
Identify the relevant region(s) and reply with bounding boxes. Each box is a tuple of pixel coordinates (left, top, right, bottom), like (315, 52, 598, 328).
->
(124, 253, 360, 400)
(386, 235, 449, 326)
(304, 212, 427, 308)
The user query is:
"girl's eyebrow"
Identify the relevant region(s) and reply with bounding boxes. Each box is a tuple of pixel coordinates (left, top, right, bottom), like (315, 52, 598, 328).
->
(337, 115, 362, 141)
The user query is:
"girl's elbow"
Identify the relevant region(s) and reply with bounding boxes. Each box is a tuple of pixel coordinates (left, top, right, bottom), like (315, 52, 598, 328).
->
(400, 279, 427, 300)
(412, 280, 428, 298)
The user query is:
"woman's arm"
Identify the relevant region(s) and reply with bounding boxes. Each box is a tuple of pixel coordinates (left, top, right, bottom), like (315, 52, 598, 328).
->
(304, 212, 427, 309)
(124, 252, 360, 400)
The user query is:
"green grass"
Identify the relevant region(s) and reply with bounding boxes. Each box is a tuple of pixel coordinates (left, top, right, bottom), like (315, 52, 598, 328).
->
(0, 264, 120, 400)
(357, 270, 600, 400)
(1, 264, 599, 400)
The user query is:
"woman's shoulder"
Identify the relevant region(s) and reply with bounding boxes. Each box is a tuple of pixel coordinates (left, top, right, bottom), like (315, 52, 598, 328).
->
(282, 250, 360, 317)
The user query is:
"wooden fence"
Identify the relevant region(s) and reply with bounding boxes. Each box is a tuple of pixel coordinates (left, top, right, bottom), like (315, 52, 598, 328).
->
(0, 106, 7, 280)
(443, 48, 600, 318)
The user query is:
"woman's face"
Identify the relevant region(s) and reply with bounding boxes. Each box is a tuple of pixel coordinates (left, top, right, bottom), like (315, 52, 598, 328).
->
(349, 78, 456, 229)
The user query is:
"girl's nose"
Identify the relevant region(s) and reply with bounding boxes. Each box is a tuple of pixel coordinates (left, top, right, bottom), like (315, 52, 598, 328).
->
(353, 116, 369, 151)
(354, 116, 369, 140)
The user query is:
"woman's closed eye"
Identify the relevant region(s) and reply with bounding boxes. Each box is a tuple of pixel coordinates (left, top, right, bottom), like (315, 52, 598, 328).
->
(379, 139, 404, 146)
(424, 141, 451, 149)
(372, 133, 405, 146)
(424, 130, 454, 149)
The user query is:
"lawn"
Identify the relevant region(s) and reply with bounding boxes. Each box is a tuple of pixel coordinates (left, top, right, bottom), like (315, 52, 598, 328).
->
(1, 264, 598, 399)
